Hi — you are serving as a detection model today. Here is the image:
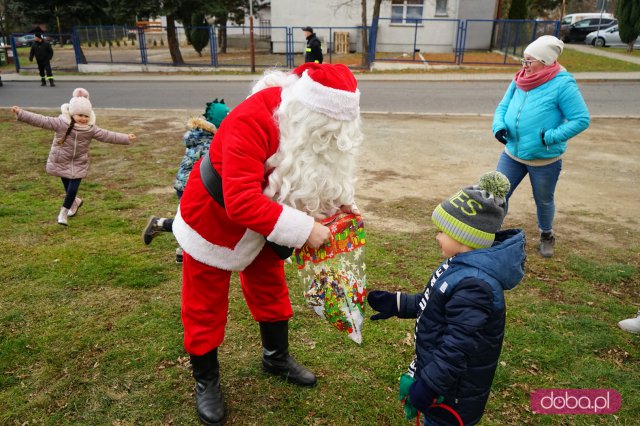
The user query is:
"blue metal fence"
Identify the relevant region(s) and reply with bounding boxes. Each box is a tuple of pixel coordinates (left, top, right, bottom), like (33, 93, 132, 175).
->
(370, 17, 463, 65)
(9, 19, 561, 72)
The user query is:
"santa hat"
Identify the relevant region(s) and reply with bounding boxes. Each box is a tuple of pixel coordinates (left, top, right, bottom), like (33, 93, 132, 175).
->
(524, 35, 564, 66)
(61, 88, 96, 125)
(286, 63, 360, 121)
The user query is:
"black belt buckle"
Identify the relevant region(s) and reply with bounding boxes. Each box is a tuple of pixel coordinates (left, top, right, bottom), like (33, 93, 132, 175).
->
(200, 154, 293, 260)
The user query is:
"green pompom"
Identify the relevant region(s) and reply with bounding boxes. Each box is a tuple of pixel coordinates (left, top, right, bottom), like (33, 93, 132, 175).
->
(479, 171, 510, 198)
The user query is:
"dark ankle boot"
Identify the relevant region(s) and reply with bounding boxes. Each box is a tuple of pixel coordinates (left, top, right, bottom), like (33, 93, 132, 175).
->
(49, 79, 55, 87)
(540, 231, 555, 258)
(260, 321, 317, 387)
(190, 348, 226, 425)
(40, 78, 46, 86)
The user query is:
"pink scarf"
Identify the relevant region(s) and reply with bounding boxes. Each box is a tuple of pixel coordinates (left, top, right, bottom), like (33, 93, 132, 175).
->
(514, 62, 561, 91)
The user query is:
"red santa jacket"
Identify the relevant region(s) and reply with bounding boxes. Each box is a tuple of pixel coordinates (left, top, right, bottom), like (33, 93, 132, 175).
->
(173, 87, 315, 271)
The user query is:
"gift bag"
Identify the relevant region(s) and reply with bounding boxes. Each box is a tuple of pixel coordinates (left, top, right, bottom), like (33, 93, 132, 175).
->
(294, 212, 366, 344)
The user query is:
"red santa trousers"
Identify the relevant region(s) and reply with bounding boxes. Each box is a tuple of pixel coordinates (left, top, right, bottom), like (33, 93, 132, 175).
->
(181, 245, 293, 356)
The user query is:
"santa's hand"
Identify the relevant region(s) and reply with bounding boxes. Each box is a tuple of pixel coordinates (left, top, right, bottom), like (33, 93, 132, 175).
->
(306, 222, 331, 248)
(340, 203, 360, 215)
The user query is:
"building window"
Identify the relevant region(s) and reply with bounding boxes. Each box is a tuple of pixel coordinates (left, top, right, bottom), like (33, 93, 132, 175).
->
(391, 0, 424, 24)
(435, 0, 448, 16)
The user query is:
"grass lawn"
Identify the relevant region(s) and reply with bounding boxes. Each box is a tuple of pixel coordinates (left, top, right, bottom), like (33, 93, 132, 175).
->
(0, 110, 638, 425)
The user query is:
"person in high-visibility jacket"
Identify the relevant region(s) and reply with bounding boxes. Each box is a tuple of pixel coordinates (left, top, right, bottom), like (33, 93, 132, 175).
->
(302, 26, 323, 64)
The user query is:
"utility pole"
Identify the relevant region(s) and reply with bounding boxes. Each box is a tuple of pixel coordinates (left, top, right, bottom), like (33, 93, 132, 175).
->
(249, 1, 255, 73)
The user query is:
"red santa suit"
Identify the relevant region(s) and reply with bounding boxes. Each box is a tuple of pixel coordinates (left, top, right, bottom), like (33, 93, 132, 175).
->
(173, 63, 361, 355)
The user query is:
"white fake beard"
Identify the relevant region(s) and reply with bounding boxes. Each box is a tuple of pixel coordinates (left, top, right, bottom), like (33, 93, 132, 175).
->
(264, 99, 363, 219)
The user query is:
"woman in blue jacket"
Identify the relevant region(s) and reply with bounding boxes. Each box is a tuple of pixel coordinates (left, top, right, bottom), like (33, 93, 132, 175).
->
(492, 35, 590, 258)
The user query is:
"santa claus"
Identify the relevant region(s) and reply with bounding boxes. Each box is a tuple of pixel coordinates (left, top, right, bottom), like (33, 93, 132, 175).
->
(173, 62, 362, 425)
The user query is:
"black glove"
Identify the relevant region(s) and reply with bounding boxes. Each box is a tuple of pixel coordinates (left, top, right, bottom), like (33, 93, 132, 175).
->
(409, 378, 441, 414)
(367, 290, 399, 320)
(494, 129, 507, 145)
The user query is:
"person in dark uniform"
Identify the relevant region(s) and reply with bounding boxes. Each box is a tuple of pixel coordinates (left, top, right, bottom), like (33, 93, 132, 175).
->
(302, 26, 323, 64)
(29, 33, 55, 87)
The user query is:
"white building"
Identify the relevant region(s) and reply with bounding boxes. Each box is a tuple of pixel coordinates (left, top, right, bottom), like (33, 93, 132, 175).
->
(268, 0, 499, 54)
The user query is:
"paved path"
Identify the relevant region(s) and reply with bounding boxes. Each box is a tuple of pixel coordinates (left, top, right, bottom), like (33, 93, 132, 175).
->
(564, 43, 640, 64)
(2, 71, 639, 82)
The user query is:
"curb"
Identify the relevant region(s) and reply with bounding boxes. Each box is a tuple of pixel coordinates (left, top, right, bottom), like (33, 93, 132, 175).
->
(2, 72, 640, 83)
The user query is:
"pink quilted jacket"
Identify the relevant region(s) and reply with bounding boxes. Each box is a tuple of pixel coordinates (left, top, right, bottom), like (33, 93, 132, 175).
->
(17, 109, 130, 179)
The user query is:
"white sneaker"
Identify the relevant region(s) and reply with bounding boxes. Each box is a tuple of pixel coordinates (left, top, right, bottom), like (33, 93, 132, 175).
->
(618, 310, 640, 334)
(68, 197, 83, 217)
(57, 207, 69, 226)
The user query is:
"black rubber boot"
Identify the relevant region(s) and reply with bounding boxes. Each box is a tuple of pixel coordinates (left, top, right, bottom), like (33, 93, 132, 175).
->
(49, 79, 55, 87)
(260, 321, 317, 387)
(539, 231, 555, 258)
(190, 348, 226, 425)
(40, 78, 46, 86)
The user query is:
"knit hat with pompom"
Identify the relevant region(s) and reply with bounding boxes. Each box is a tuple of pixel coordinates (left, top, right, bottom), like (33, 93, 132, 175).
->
(68, 88, 93, 117)
(431, 171, 511, 249)
(203, 98, 230, 128)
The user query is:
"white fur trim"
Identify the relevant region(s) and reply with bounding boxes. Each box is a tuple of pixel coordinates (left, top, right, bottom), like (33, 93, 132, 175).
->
(172, 207, 266, 271)
(266, 205, 315, 248)
(287, 71, 360, 121)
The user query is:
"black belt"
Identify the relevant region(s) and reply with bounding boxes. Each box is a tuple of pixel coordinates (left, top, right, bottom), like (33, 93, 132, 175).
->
(199, 153, 294, 260)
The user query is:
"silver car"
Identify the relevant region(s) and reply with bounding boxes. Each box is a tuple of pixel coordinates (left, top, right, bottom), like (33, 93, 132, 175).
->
(585, 25, 640, 48)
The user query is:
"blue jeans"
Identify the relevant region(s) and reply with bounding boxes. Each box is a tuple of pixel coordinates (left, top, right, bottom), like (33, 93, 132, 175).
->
(496, 151, 562, 233)
(61, 178, 82, 209)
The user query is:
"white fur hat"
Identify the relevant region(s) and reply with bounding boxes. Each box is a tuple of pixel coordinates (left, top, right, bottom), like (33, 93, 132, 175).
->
(524, 35, 564, 66)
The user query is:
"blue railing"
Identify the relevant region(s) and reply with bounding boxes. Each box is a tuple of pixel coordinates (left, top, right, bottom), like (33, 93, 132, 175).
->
(8, 19, 561, 72)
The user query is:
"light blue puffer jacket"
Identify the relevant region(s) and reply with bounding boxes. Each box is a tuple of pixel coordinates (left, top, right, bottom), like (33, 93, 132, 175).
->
(492, 71, 590, 160)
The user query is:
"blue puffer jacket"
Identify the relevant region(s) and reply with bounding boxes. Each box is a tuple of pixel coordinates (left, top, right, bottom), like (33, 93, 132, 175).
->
(492, 71, 590, 160)
(399, 229, 526, 425)
(174, 117, 216, 192)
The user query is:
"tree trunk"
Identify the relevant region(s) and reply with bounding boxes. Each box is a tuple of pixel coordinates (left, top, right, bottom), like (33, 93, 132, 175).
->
(370, 0, 382, 67)
(217, 17, 228, 54)
(166, 14, 184, 65)
(361, 0, 369, 68)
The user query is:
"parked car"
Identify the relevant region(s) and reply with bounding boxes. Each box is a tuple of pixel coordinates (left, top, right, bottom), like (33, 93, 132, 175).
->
(560, 17, 617, 43)
(585, 25, 640, 48)
(13, 34, 58, 47)
(560, 12, 614, 27)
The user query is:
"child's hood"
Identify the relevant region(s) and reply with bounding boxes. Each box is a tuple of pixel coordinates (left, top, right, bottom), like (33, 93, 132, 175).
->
(187, 116, 216, 133)
(452, 229, 526, 291)
(183, 117, 216, 148)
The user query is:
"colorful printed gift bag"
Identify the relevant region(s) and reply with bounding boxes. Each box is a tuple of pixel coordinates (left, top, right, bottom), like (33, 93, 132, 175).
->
(294, 212, 366, 344)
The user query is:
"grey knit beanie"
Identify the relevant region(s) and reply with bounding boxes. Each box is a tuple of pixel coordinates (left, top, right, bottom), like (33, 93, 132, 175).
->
(524, 35, 564, 65)
(431, 171, 510, 249)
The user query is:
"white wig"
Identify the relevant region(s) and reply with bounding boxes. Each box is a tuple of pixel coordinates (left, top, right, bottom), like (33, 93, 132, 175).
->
(264, 97, 363, 219)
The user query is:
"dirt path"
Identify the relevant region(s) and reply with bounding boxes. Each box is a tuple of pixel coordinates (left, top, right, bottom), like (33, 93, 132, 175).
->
(358, 114, 640, 250)
(121, 110, 640, 250)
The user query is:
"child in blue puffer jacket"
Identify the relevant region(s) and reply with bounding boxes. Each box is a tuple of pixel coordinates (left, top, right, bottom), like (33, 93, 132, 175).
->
(368, 171, 526, 426)
(142, 99, 230, 262)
